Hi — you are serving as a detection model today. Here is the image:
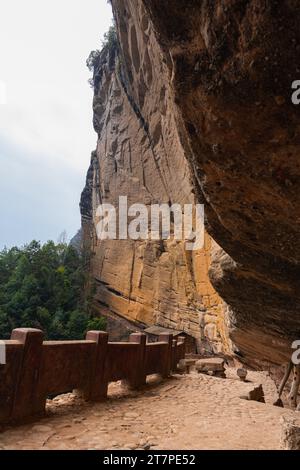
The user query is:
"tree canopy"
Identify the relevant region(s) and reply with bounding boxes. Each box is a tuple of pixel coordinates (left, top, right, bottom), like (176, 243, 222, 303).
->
(0, 241, 106, 340)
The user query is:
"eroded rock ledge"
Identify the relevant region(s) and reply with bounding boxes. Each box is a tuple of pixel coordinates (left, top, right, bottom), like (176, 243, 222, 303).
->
(82, 0, 300, 366)
(80, 0, 230, 354)
(137, 0, 300, 365)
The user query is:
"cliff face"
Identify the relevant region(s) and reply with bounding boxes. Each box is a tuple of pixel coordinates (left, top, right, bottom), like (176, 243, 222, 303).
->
(82, 0, 300, 366)
(80, 1, 230, 354)
(136, 0, 300, 367)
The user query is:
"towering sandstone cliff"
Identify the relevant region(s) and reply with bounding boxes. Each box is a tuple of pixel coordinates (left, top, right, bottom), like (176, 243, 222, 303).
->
(82, 0, 300, 366)
(81, 1, 230, 353)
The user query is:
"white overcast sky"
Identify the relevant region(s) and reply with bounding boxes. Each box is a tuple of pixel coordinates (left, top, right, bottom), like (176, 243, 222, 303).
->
(0, 0, 112, 249)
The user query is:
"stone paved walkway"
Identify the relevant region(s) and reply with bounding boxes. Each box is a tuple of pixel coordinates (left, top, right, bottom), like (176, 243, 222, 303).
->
(0, 368, 298, 450)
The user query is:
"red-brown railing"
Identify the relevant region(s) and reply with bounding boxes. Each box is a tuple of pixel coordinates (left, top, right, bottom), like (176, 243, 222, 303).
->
(0, 328, 185, 424)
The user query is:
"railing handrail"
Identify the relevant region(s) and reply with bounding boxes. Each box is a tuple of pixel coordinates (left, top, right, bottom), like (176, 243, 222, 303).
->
(0, 328, 185, 425)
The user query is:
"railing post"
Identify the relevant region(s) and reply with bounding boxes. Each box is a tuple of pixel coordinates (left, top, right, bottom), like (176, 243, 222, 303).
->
(85, 330, 109, 401)
(128, 332, 146, 389)
(171, 338, 178, 372)
(178, 335, 186, 361)
(10, 328, 44, 421)
(158, 333, 173, 378)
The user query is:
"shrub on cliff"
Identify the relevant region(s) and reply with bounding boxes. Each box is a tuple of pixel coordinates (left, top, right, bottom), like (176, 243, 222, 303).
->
(86, 26, 118, 71)
(86, 49, 101, 72)
(102, 25, 117, 51)
(0, 241, 106, 340)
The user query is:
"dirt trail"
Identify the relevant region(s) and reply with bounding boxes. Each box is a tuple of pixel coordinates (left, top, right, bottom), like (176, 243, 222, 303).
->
(0, 368, 298, 450)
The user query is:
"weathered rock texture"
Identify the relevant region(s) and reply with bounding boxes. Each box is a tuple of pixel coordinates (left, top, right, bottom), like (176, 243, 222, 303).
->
(81, 1, 231, 353)
(134, 0, 300, 367)
(82, 0, 300, 366)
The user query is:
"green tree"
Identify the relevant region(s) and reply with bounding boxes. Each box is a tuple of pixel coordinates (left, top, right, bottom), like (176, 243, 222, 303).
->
(0, 241, 106, 340)
(87, 316, 107, 332)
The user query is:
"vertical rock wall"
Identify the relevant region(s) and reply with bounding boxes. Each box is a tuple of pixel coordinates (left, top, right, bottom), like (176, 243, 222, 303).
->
(81, 0, 230, 353)
(133, 0, 300, 366)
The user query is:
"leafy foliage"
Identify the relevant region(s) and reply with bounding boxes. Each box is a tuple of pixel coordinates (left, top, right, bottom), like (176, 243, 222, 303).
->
(86, 49, 101, 72)
(86, 25, 118, 89)
(0, 241, 106, 340)
(101, 25, 118, 51)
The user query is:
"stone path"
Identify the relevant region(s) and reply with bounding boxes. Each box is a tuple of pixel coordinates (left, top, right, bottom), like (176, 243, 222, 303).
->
(0, 368, 298, 450)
